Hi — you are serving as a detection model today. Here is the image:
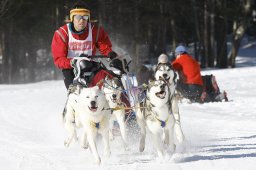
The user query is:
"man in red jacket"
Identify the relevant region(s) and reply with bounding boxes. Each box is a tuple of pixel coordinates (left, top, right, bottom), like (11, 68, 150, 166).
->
(172, 45, 204, 102)
(51, 2, 118, 89)
(51, 2, 131, 113)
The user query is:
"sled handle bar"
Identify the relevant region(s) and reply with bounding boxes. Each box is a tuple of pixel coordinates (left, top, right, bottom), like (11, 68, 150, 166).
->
(72, 55, 109, 60)
(72, 55, 110, 82)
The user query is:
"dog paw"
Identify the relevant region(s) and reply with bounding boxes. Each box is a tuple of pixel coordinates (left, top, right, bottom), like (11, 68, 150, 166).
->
(139, 143, 145, 152)
(170, 144, 176, 153)
(95, 157, 101, 165)
(104, 150, 111, 158)
(64, 139, 71, 147)
(74, 136, 79, 142)
(109, 132, 114, 141)
(124, 146, 130, 151)
(81, 143, 88, 149)
(139, 137, 145, 152)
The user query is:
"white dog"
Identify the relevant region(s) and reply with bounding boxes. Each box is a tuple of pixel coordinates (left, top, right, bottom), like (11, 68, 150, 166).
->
(136, 79, 176, 159)
(102, 76, 129, 150)
(63, 85, 111, 164)
(155, 63, 185, 143)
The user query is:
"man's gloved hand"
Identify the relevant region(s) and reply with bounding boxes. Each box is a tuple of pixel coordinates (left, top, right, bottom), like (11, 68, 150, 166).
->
(107, 51, 118, 60)
(109, 58, 125, 74)
(70, 58, 77, 67)
(79, 54, 88, 58)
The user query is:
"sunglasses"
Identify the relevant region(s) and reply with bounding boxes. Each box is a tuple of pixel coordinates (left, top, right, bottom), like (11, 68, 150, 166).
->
(74, 15, 89, 21)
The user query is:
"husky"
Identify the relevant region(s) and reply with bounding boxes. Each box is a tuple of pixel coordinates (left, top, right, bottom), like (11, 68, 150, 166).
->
(154, 63, 185, 143)
(101, 76, 129, 150)
(136, 79, 176, 159)
(63, 86, 111, 164)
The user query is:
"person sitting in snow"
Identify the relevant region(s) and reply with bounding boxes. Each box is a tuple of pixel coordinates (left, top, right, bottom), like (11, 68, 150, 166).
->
(158, 46, 228, 103)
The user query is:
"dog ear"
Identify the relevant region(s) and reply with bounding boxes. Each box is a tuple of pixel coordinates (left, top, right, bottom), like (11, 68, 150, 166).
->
(113, 77, 122, 87)
(147, 78, 155, 90)
(148, 78, 155, 84)
(173, 71, 177, 84)
(93, 85, 100, 90)
(155, 63, 162, 74)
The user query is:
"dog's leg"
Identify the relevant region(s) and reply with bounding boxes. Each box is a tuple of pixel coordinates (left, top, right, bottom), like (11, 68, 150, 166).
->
(109, 115, 114, 141)
(152, 131, 164, 159)
(163, 129, 169, 145)
(137, 119, 146, 152)
(102, 129, 111, 158)
(64, 104, 78, 147)
(168, 117, 176, 153)
(87, 128, 101, 164)
(172, 96, 185, 143)
(115, 110, 129, 150)
(81, 131, 88, 149)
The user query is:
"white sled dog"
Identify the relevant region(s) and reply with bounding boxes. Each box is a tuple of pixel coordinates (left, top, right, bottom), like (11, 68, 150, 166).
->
(136, 79, 176, 159)
(63, 85, 111, 164)
(155, 63, 185, 143)
(102, 76, 129, 150)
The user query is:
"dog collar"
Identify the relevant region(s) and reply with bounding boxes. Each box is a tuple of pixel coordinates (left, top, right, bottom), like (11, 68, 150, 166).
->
(155, 116, 169, 128)
(90, 121, 101, 129)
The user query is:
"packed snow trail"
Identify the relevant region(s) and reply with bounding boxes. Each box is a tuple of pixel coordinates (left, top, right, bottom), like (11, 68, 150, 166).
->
(0, 67, 256, 169)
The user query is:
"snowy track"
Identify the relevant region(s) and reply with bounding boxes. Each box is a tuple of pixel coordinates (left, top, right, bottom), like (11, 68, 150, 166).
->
(1, 67, 256, 170)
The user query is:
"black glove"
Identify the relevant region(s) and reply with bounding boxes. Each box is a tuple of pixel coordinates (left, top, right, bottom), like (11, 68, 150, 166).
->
(79, 54, 88, 57)
(79, 60, 94, 72)
(107, 51, 117, 60)
(109, 58, 125, 73)
(70, 58, 77, 67)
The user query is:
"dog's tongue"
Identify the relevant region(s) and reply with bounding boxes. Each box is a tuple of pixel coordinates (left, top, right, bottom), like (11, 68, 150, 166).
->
(112, 98, 117, 102)
(156, 91, 166, 98)
(90, 107, 98, 112)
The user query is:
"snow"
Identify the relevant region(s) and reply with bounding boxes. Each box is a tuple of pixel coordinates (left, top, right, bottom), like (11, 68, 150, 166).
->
(1, 53, 256, 169)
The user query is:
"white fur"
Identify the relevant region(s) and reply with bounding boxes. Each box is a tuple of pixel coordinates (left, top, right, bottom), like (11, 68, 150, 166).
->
(63, 86, 111, 164)
(155, 64, 185, 143)
(136, 80, 176, 159)
(102, 77, 129, 150)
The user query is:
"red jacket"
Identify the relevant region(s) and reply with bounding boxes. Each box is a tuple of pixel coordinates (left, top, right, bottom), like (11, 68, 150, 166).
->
(51, 23, 114, 87)
(172, 53, 203, 86)
(51, 23, 113, 69)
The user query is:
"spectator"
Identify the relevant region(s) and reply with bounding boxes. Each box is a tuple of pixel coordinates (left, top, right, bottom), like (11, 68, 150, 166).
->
(172, 45, 204, 102)
(171, 45, 228, 102)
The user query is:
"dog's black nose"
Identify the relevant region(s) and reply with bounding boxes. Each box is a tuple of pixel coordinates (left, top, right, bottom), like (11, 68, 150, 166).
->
(90, 101, 96, 107)
(163, 74, 167, 78)
(112, 94, 117, 99)
(160, 84, 165, 90)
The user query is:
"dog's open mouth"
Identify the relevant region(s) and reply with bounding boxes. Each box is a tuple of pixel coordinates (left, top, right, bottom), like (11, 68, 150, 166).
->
(165, 77, 170, 81)
(110, 97, 117, 103)
(155, 90, 166, 99)
(88, 106, 98, 112)
(111, 98, 117, 103)
(160, 75, 170, 81)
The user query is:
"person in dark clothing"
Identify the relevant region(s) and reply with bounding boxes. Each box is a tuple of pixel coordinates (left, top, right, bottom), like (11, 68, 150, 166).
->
(136, 64, 154, 86)
(172, 45, 204, 102)
(172, 45, 228, 103)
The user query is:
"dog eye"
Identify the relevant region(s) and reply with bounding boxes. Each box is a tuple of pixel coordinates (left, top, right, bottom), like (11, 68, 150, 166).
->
(95, 95, 98, 98)
(167, 68, 171, 71)
(86, 96, 89, 98)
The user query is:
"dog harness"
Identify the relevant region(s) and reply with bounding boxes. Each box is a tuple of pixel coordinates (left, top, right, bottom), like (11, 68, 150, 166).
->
(90, 121, 101, 129)
(88, 107, 108, 129)
(140, 81, 173, 128)
(142, 99, 171, 128)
